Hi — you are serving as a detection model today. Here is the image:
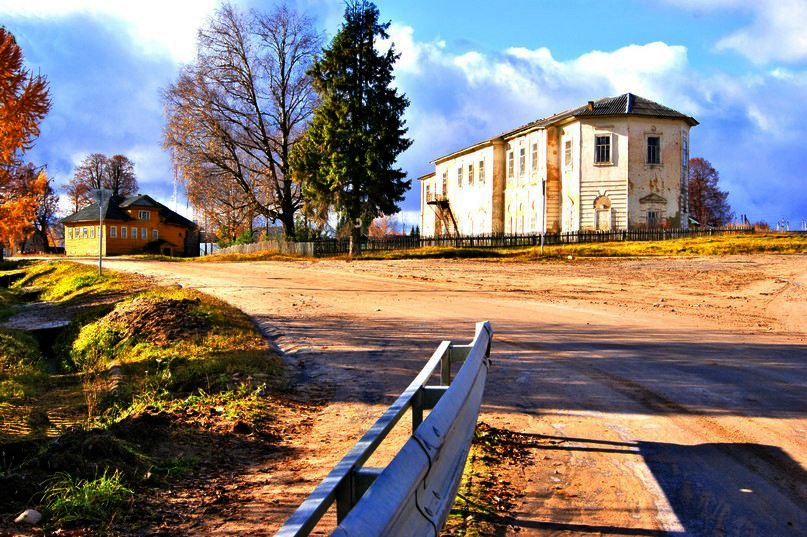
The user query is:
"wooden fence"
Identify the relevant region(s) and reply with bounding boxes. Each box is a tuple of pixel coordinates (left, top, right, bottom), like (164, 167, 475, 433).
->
(215, 226, 755, 258)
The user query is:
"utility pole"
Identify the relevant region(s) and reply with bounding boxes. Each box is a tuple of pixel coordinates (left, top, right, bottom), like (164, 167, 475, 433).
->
(90, 188, 113, 276)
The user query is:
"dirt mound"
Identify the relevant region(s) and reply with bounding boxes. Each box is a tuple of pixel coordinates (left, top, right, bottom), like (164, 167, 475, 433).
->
(104, 297, 209, 346)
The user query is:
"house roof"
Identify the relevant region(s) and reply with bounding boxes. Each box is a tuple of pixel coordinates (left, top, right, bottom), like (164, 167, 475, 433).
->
(62, 194, 197, 229)
(434, 93, 698, 163)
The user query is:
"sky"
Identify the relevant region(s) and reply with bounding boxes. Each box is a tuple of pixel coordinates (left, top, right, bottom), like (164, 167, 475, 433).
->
(2, 0, 806, 228)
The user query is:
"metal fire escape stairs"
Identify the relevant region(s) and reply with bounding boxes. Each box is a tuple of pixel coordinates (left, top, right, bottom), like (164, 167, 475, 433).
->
(427, 195, 459, 237)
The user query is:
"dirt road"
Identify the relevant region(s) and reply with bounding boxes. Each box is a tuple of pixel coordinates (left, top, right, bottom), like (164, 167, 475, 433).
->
(93, 255, 807, 536)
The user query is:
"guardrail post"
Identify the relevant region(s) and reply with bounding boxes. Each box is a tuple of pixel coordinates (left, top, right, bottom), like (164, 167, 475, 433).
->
(412, 388, 424, 430)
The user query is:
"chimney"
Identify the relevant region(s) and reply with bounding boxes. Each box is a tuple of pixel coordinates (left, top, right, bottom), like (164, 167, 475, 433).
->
(587, 100, 594, 111)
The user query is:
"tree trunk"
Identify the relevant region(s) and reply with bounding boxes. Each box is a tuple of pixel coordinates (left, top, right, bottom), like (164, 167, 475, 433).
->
(349, 224, 361, 259)
(0, 243, 4, 263)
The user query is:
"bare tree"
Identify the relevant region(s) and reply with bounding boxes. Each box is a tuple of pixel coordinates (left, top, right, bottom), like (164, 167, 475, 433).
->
(688, 157, 733, 227)
(64, 153, 139, 209)
(163, 2, 320, 239)
(106, 154, 138, 196)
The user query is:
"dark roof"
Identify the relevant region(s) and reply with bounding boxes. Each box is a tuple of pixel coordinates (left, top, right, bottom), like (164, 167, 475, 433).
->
(436, 93, 697, 163)
(503, 93, 697, 137)
(61, 194, 197, 229)
(61, 198, 134, 223)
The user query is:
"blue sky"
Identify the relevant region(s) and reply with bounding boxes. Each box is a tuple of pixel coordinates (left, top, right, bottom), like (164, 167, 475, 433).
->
(2, 0, 806, 228)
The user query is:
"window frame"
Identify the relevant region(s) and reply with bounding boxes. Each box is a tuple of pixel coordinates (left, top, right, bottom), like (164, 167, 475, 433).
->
(478, 159, 485, 184)
(68, 228, 73, 240)
(131, 227, 137, 239)
(138, 210, 150, 220)
(518, 147, 526, 177)
(531, 143, 538, 174)
(647, 210, 660, 228)
(121, 226, 127, 239)
(564, 139, 573, 169)
(594, 133, 613, 165)
(141, 227, 147, 240)
(442, 171, 448, 194)
(110, 226, 117, 238)
(152, 229, 158, 240)
(457, 165, 463, 187)
(468, 163, 474, 186)
(90, 227, 95, 239)
(646, 134, 661, 165)
(507, 151, 514, 179)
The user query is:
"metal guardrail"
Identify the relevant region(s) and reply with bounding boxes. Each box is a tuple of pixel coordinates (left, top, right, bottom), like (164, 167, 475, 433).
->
(277, 321, 493, 536)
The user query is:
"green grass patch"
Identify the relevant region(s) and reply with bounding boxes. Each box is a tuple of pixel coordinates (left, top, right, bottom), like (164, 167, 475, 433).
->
(0, 328, 47, 401)
(12, 261, 131, 302)
(43, 468, 134, 526)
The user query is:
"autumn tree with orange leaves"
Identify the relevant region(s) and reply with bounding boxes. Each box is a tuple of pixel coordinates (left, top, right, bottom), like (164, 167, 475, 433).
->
(0, 28, 50, 261)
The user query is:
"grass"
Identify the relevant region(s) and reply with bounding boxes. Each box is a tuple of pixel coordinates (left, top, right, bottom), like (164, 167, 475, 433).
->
(43, 468, 134, 526)
(358, 233, 807, 261)
(0, 259, 288, 530)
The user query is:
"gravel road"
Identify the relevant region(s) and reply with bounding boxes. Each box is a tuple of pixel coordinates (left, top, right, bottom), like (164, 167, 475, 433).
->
(90, 255, 807, 536)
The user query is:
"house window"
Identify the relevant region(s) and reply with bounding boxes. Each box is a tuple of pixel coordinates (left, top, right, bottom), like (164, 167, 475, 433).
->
(519, 147, 526, 177)
(152, 229, 158, 240)
(131, 227, 137, 239)
(121, 226, 127, 239)
(468, 163, 474, 186)
(457, 166, 463, 187)
(141, 227, 147, 239)
(425, 183, 431, 201)
(647, 136, 661, 164)
(139, 210, 150, 220)
(442, 171, 448, 194)
(478, 160, 485, 184)
(595, 135, 611, 164)
(110, 226, 117, 238)
(564, 140, 572, 168)
(90, 227, 95, 239)
(68, 228, 73, 240)
(531, 143, 538, 173)
(507, 151, 514, 178)
(647, 210, 660, 228)
(82, 227, 88, 238)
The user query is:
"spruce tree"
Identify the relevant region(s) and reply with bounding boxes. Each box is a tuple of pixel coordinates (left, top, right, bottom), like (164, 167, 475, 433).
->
(298, 0, 412, 257)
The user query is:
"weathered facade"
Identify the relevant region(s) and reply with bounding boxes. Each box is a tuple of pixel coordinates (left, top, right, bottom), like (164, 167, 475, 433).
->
(420, 94, 697, 236)
(62, 194, 199, 257)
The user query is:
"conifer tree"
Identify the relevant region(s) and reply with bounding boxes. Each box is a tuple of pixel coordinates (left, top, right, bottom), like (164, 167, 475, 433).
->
(296, 0, 411, 257)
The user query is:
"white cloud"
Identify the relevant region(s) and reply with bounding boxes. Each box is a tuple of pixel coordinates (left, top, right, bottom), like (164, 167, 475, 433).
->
(664, 0, 807, 64)
(0, 0, 219, 62)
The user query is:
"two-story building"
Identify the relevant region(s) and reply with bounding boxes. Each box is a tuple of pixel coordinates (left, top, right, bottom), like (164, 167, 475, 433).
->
(62, 194, 199, 257)
(420, 93, 697, 236)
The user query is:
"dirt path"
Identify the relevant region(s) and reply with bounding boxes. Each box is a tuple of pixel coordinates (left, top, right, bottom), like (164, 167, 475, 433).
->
(89, 255, 807, 536)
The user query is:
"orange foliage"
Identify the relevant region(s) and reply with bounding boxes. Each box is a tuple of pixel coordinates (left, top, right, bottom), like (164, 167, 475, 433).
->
(0, 28, 51, 250)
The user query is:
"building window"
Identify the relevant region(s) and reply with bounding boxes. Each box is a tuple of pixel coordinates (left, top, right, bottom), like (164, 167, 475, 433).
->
(468, 163, 474, 186)
(519, 147, 526, 177)
(67, 228, 73, 240)
(507, 151, 514, 178)
(531, 143, 538, 173)
(478, 160, 485, 184)
(90, 227, 95, 239)
(442, 171, 448, 194)
(82, 227, 88, 238)
(425, 183, 431, 201)
(647, 210, 660, 228)
(131, 227, 137, 239)
(595, 135, 611, 164)
(110, 226, 117, 238)
(647, 136, 661, 164)
(152, 229, 158, 240)
(457, 166, 463, 187)
(564, 140, 572, 168)
(139, 210, 150, 220)
(141, 227, 147, 240)
(121, 226, 127, 239)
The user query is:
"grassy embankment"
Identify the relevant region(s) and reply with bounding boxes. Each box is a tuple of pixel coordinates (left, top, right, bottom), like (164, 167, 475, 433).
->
(360, 233, 807, 261)
(0, 260, 288, 530)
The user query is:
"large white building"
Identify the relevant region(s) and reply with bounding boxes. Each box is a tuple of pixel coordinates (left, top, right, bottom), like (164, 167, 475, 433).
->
(419, 93, 698, 236)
